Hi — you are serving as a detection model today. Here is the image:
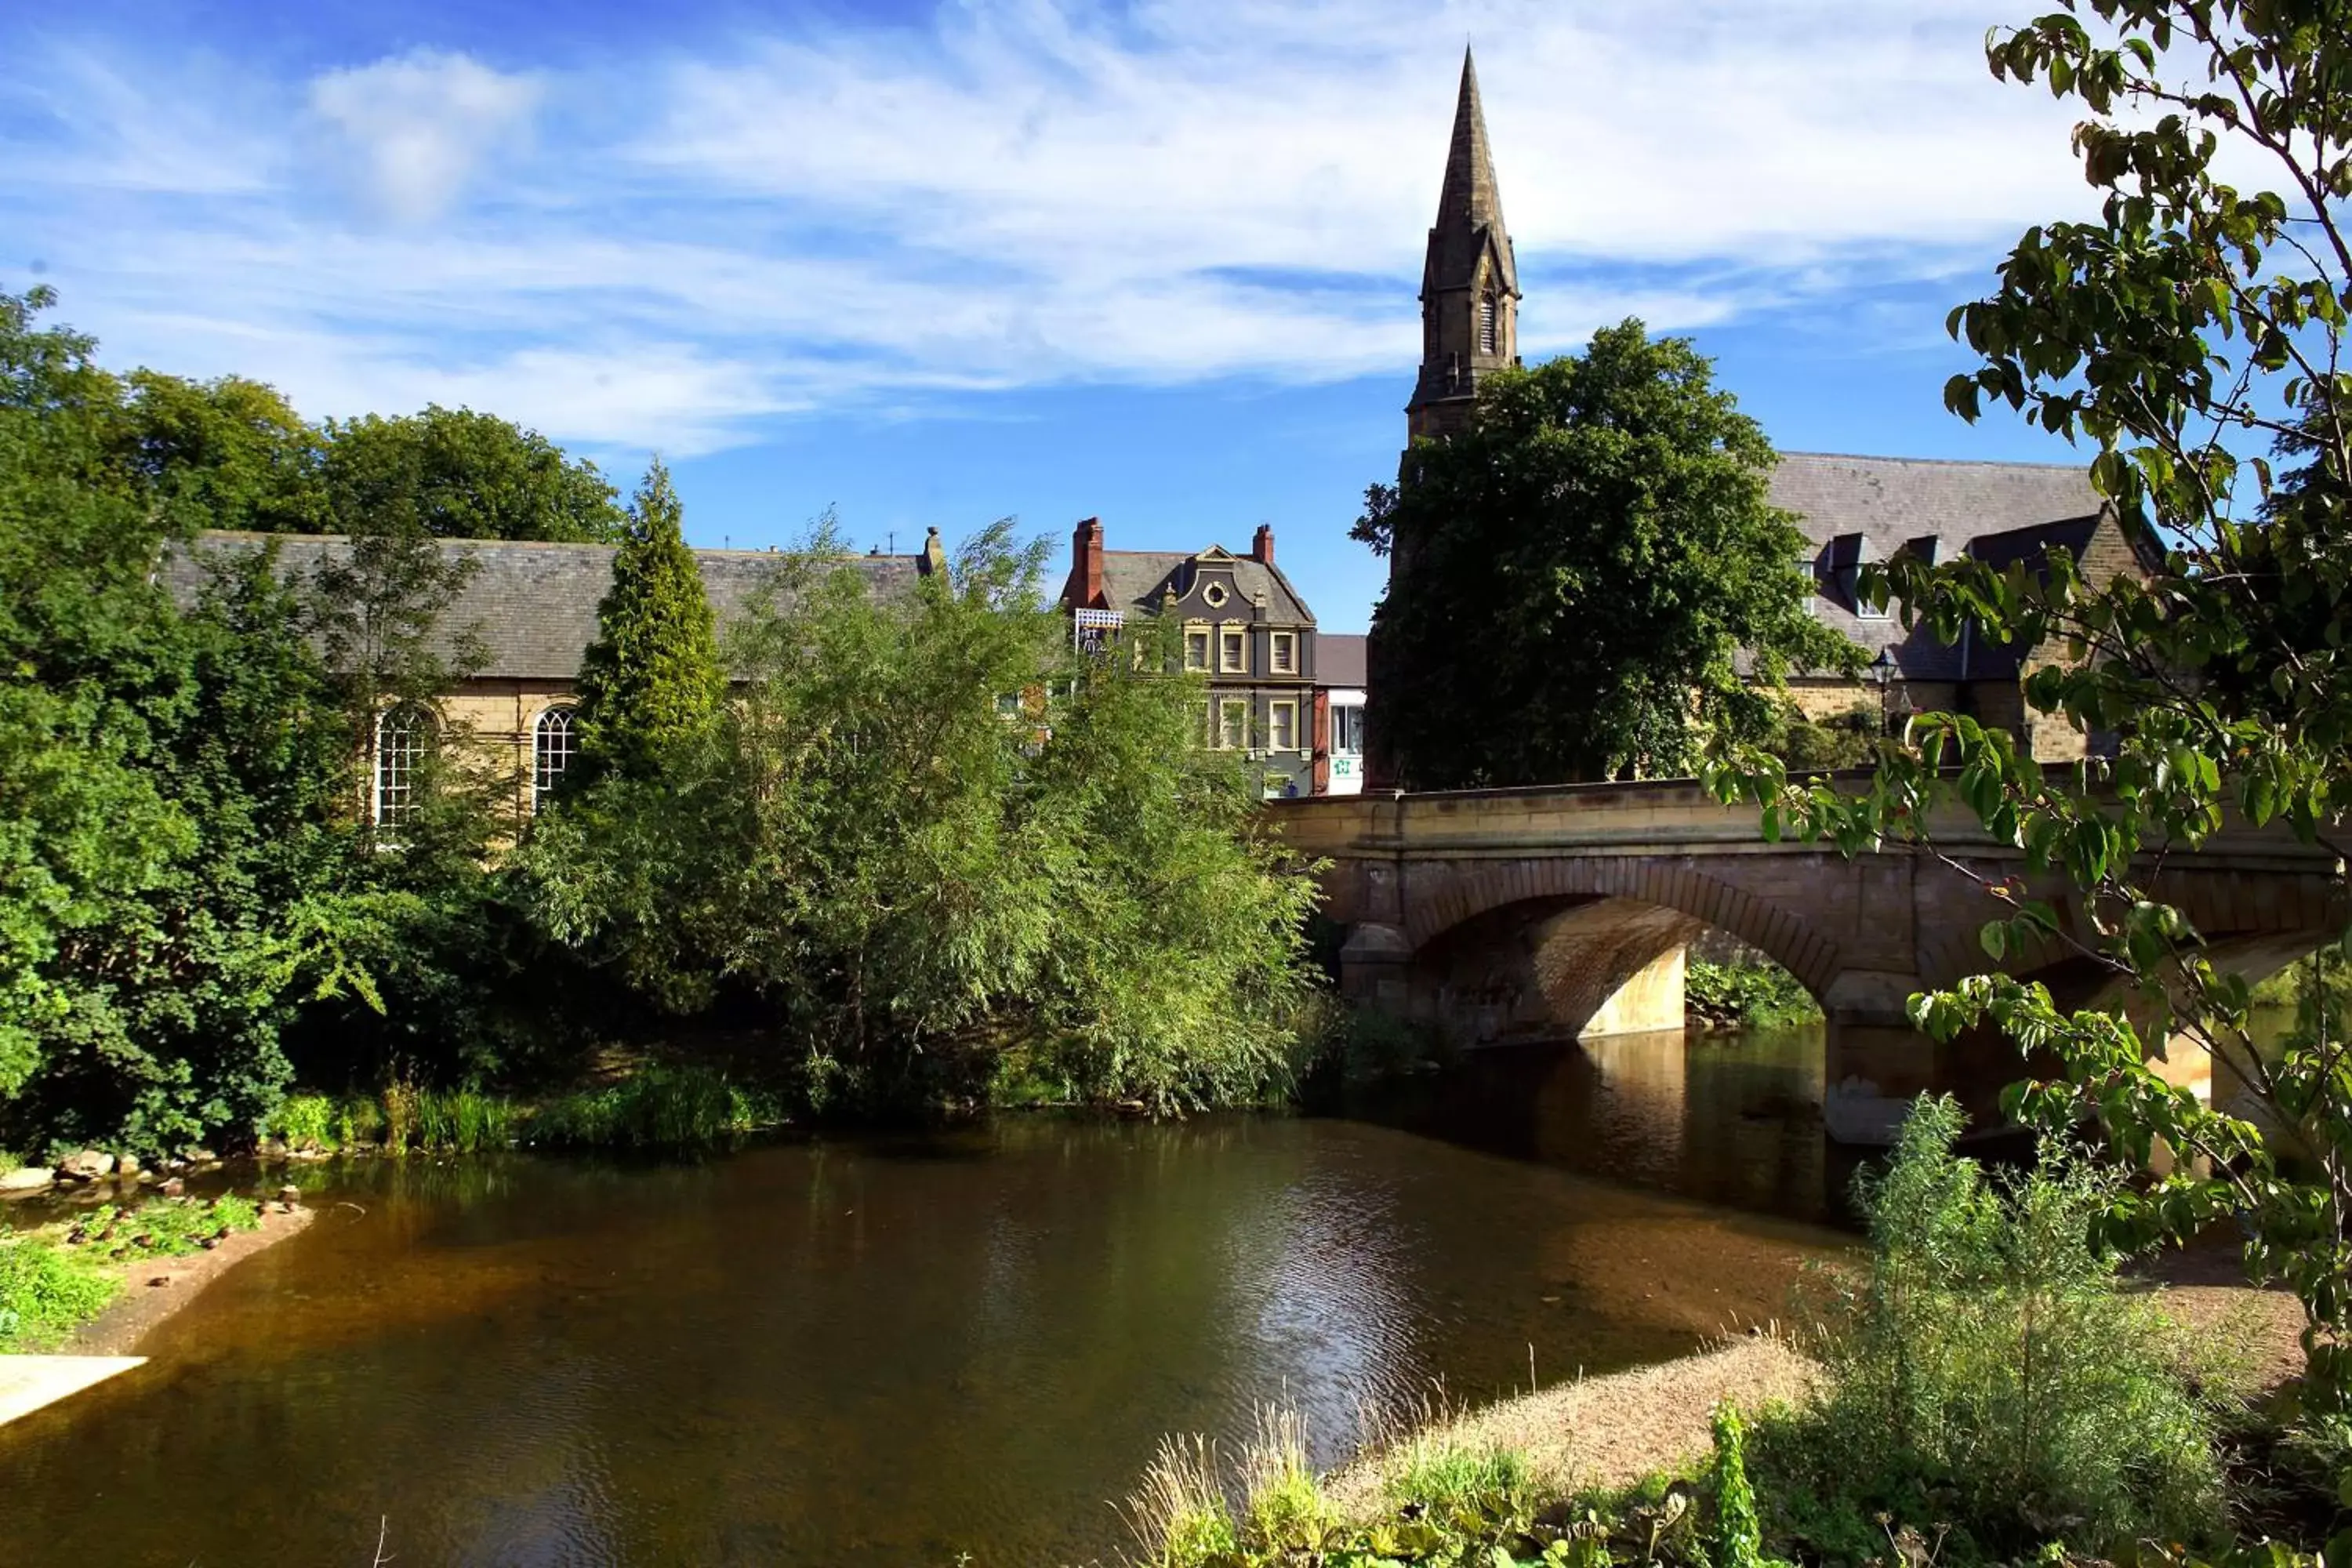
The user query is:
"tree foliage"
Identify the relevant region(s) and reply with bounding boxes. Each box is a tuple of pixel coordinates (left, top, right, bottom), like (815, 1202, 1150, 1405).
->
(1356, 320, 1861, 786)
(1706, 0, 2352, 1414)
(316, 406, 625, 543)
(0, 287, 512, 1154)
(572, 459, 723, 779)
(524, 521, 1321, 1113)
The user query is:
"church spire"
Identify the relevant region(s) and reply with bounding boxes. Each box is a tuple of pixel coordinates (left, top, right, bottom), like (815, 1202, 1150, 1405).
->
(1406, 46, 1521, 444)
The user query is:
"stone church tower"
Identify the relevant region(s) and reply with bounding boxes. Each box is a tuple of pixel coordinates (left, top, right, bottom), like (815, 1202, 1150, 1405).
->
(1370, 49, 1521, 789)
(1405, 47, 1521, 445)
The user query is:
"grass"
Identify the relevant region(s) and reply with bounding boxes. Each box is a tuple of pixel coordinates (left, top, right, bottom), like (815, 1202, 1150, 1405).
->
(0, 1236, 116, 1350)
(62, 1195, 261, 1261)
(529, 1065, 778, 1150)
(1123, 1400, 1711, 1567)
(0, 1192, 260, 1350)
(263, 1065, 775, 1156)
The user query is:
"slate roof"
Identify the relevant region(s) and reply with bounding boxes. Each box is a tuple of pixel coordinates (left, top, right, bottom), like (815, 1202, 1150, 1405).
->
(1764, 452, 2106, 681)
(158, 532, 928, 681)
(1097, 550, 1316, 626)
(1316, 633, 1368, 689)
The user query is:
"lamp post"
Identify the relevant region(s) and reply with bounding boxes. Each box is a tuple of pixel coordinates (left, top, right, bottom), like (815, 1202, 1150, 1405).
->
(1867, 647, 1899, 735)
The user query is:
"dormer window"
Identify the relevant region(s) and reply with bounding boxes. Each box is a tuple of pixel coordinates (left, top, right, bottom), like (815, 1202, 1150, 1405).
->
(1202, 580, 1230, 609)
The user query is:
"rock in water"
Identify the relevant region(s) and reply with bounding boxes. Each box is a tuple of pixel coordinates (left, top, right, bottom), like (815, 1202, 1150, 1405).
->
(57, 1150, 115, 1181)
(0, 1167, 55, 1192)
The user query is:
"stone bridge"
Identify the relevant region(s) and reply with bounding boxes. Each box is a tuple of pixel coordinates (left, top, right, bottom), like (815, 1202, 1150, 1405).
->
(1265, 780, 2343, 1143)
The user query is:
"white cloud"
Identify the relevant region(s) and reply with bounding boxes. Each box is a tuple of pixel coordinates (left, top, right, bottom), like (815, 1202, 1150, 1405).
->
(2, 2, 2129, 453)
(308, 49, 541, 223)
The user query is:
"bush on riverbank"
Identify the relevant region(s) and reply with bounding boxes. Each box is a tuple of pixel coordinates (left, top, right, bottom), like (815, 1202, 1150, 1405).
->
(264, 1065, 776, 1155)
(1751, 1096, 2226, 1561)
(1685, 959, 1821, 1030)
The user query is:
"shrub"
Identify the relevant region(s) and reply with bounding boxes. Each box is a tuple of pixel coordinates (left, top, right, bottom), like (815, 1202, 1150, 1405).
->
(0, 1238, 116, 1348)
(528, 1065, 773, 1150)
(268, 1094, 339, 1151)
(1762, 1095, 2225, 1559)
(1686, 959, 1822, 1029)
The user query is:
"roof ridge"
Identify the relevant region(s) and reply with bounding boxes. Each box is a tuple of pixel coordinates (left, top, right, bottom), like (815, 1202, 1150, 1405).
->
(1779, 450, 2091, 473)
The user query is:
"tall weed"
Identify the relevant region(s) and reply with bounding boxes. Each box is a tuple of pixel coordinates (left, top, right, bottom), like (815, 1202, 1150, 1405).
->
(1762, 1095, 2224, 1559)
(528, 1065, 772, 1150)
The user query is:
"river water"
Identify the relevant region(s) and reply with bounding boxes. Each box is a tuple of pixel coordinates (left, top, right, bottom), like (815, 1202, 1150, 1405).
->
(0, 1032, 1849, 1566)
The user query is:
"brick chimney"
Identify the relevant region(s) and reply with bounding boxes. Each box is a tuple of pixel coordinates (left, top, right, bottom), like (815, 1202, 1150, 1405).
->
(1252, 523, 1275, 565)
(1069, 517, 1105, 608)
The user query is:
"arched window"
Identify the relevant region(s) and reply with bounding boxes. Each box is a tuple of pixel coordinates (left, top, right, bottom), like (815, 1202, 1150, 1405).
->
(374, 705, 431, 831)
(1478, 296, 1497, 355)
(533, 706, 578, 808)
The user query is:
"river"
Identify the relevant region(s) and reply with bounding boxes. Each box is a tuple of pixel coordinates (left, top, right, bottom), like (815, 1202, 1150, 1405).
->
(0, 1031, 1850, 1566)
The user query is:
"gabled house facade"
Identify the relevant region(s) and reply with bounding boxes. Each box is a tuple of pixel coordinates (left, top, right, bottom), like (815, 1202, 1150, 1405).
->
(1059, 517, 1331, 797)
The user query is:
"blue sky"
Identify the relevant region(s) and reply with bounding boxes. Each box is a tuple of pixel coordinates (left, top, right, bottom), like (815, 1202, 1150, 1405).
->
(3, 0, 2115, 631)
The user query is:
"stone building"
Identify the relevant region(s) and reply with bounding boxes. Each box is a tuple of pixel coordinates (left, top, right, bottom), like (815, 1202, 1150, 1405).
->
(1378, 49, 2151, 765)
(162, 529, 939, 830)
(1059, 517, 1325, 797)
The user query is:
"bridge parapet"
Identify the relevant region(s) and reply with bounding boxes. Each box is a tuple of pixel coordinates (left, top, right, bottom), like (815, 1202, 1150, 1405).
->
(1265, 779, 2342, 1144)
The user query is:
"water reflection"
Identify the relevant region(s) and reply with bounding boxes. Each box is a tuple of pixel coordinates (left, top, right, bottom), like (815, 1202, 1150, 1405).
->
(1366, 1027, 1867, 1225)
(0, 1117, 1842, 1567)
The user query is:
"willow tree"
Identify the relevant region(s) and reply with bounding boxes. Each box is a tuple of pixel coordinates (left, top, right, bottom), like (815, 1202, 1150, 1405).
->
(574, 460, 723, 779)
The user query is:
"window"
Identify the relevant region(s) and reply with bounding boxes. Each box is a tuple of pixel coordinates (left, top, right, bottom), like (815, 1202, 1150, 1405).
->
(1219, 626, 1247, 673)
(1184, 628, 1210, 671)
(1270, 630, 1296, 674)
(1478, 296, 1497, 354)
(1269, 700, 1297, 751)
(1332, 704, 1364, 754)
(1218, 699, 1249, 750)
(533, 706, 577, 809)
(1202, 580, 1231, 608)
(374, 704, 430, 832)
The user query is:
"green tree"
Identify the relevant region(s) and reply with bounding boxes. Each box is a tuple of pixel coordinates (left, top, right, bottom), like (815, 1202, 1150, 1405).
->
(117, 369, 323, 533)
(1707, 0, 2352, 1417)
(524, 521, 1319, 1112)
(1356, 320, 1861, 786)
(0, 286, 517, 1152)
(572, 459, 723, 779)
(317, 405, 624, 543)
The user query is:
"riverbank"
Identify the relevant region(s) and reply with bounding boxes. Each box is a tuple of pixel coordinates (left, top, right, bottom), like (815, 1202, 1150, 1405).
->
(70, 1201, 314, 1356)
(1330, 1335, 1818, 1510)
(0, 1191, 307, 1356)
(1319, 1273, 2308, 1530)
(0, 1196, 313, 1427)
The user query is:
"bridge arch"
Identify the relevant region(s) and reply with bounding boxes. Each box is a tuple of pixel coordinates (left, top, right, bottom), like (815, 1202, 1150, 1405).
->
(1402, 855, 1844, 1000)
